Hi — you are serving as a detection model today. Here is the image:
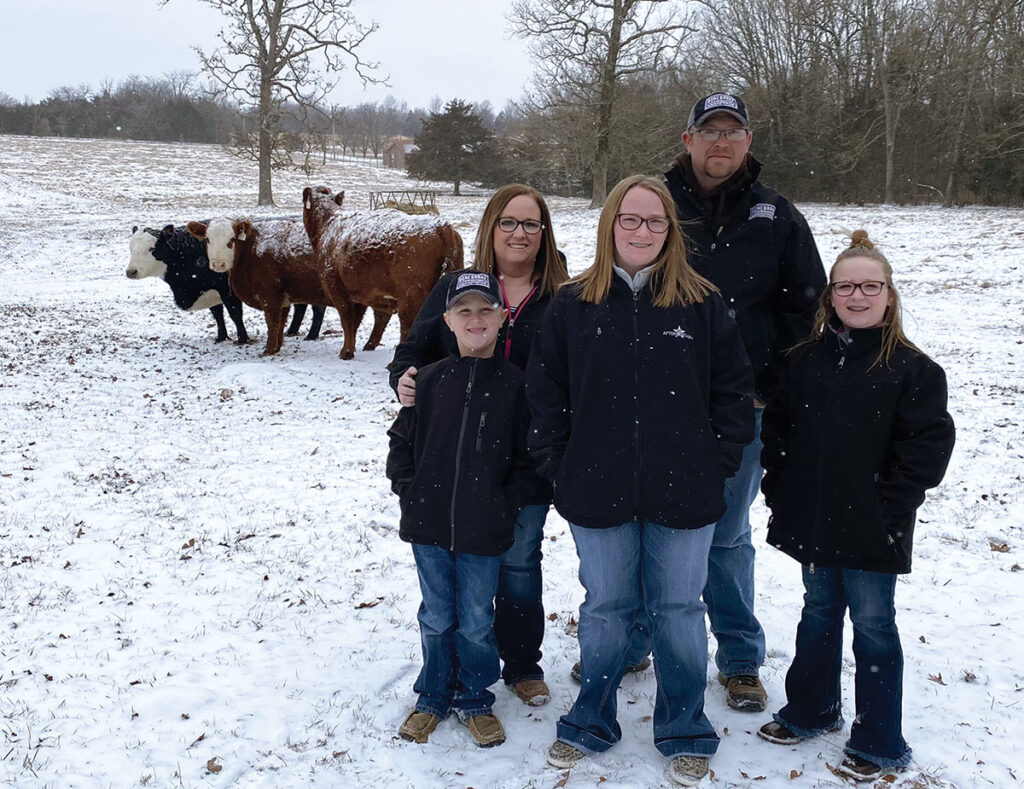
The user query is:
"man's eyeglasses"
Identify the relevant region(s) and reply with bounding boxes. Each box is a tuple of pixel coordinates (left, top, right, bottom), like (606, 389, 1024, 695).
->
(830, 280, 887, 297)
(616, 214, 671, 234)
(690, 128, 749, 143)
(496, 217, 544, 235)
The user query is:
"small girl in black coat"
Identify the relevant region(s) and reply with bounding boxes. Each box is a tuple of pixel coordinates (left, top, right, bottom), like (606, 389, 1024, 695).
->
(756, 231, 955, 781)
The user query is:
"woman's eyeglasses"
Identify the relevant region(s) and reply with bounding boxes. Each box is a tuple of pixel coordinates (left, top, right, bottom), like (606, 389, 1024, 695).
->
(830, 280, 886, 297)
(496, 217, 544, 235)
(615, 214, 671, 234)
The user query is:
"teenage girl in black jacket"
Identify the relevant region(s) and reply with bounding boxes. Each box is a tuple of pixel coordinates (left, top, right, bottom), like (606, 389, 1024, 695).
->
(757, 231, 955, 782)
(528, 175, 754, 786)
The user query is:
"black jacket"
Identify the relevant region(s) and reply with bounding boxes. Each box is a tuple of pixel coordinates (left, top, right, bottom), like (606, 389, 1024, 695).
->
(386, 354, 537, 556)
(388, 269, 554, 505)
(665, 155, 826, 402)
(526, 277, 755, 530)
(761, 325, 956, 574)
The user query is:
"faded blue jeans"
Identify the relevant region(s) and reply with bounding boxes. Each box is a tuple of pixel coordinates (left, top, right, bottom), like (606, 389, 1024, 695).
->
(775, 565, 911, 769)
(559, 521, 720, 759)
(410, 543, 502, 719)
(705, 407, 766, 677)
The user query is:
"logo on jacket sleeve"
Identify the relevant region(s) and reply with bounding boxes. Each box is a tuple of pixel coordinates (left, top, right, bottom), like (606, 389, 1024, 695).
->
(664, 327, 694, 340)
(749, 203, 777, 221)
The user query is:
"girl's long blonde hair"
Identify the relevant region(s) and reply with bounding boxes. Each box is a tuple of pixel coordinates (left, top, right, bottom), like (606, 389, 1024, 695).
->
(472, 184, 568, 297)
(805, 229, 918, 367)
(573, 175, 716, 307)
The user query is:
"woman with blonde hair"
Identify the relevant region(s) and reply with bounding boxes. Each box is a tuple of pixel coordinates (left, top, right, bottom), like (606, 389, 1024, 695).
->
(527, 174, 754, 787)
(389, 183, 569, 707)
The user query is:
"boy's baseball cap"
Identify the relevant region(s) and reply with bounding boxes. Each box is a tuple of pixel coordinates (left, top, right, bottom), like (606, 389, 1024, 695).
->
(446, 269, 503, 310)
(687, 93, 749, 129)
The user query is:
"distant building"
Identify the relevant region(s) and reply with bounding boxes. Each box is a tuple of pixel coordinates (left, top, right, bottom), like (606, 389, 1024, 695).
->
(383, 136, 418, 169)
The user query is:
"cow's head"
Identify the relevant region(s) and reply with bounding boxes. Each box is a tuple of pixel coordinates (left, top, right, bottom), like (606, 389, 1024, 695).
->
(187, 218, 252, 273)
(302, 186, 344, 246)
(126, 226, 165, 279)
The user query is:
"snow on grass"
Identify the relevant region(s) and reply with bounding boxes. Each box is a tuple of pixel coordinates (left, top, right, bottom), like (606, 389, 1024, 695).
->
(1, 133, 1021, 788)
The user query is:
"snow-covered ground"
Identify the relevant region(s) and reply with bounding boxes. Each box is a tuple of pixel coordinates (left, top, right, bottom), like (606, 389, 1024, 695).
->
(1, 134, 1021, 789)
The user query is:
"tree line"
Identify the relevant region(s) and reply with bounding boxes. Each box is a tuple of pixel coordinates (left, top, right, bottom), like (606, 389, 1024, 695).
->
(3, 0, 1021, 207)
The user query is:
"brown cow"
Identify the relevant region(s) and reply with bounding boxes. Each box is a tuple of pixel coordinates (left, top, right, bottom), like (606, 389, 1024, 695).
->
(302, 185, 464, 359)
(187, 217, 391, 356)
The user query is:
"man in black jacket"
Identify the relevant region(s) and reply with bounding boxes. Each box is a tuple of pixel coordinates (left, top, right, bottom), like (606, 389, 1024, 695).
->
(663, 93, 826, 712)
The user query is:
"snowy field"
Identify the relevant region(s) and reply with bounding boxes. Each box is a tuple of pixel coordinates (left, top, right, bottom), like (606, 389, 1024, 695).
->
(1, 134, 1021, 789)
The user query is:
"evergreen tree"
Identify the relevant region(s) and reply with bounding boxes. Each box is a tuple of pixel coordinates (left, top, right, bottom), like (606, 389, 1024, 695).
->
(406, 99, 504, 195)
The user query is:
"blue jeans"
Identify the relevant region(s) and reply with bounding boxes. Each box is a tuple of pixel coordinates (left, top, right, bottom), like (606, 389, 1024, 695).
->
(706, 407, 766, 677)
(495, 503, 547, 684)
(776, 565, 911, 769)
(559, 521, 719, 758)
(625, 411, 766, 674)
(410, 543, 502, 719)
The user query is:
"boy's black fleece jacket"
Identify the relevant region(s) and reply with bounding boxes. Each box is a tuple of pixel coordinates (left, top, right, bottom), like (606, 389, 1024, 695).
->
(387, 354, 538, 556)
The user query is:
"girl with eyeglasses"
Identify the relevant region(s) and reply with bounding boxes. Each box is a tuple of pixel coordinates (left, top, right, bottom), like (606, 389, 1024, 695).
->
(756, 230, 956, 782)
(527, 175, 754, 787)
(388, 184, 569, 709)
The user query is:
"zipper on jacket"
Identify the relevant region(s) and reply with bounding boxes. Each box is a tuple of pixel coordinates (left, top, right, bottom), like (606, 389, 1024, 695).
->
(475, 411, 487, 451)
(632, 289, 641, 519)
(449, 359, 477, 551)
(498, 279, 537, 360)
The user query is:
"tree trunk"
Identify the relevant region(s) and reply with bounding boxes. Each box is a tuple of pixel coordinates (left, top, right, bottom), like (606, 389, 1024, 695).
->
(590, 0, 625, 208)
(882, 75, 896, 204)
(257, 75, 275, 206)
(453, 176, 461, 197)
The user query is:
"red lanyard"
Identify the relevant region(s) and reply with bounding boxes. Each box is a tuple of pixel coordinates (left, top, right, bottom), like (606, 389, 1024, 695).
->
(497, 276, 537, 360)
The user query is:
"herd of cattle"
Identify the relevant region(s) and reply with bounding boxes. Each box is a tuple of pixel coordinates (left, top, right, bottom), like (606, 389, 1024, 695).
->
(126, 186, 465, 358)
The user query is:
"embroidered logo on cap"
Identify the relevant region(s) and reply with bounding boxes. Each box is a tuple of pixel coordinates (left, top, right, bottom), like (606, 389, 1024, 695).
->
(456, 272, 491, 288)
(749, 203, 777, 221)
(704, 94, 739, 110)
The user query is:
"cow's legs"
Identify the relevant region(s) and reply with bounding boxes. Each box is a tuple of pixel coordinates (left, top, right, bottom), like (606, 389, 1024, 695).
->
(285, 304, 307, 336)
(306, 305, 326, 341)
(262, 305, 289, 356)
(338, 302, 368, 359)
(222, 294, 249, 345)
(209, 304, 229, 343)
(362, 308, 392, 350)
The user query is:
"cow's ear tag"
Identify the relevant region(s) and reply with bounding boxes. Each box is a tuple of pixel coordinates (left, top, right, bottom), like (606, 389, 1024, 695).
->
(304, 199, 311, 209)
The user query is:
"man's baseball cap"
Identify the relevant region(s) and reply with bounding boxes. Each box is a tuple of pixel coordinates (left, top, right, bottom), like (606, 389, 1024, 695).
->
(687, 93, 749, 129)
(446, 269, 503, 310)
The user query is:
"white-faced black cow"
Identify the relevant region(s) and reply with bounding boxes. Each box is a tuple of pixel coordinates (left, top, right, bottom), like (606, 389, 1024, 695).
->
(127, 224, 250, 344)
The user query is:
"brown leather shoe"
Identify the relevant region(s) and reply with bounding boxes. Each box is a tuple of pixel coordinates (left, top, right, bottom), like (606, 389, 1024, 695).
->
(718, 673, 767, 711)
(461, 713, 505, 747)
(757, 720, 802, 744)
(398, 710, 440, 743)
(513, 679, 551, 706)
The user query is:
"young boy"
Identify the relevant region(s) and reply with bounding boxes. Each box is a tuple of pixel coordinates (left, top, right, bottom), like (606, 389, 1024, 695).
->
(386, 270, 537, 748)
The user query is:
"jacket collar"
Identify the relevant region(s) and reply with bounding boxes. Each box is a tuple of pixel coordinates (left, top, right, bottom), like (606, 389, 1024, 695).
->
(826, 317, 885, 360)
(667, 153, 762, 227)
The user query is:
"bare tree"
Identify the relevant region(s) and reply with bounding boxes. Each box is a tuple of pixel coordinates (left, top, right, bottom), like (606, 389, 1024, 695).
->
(163, 0, 382, 205)
(510, 0, 695, 206)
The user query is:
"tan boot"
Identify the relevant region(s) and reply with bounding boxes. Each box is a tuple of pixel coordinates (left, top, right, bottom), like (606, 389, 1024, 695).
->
(398, 710, 440, 743)
(513, 679, 551, 706)
(460, 713, 505, 747)
(718, 673, 767, 711)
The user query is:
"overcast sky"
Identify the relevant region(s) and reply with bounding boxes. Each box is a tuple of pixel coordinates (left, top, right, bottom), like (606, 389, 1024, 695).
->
(0, 0, 535, 110)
